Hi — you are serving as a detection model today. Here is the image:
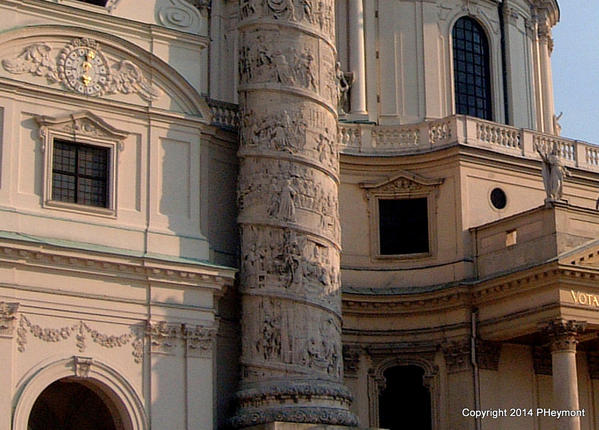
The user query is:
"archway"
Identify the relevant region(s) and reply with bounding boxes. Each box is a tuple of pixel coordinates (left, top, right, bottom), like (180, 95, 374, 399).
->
(12, 356, 147, 430)
(28, 378, 121, 430)
(378, 365, 432, 430)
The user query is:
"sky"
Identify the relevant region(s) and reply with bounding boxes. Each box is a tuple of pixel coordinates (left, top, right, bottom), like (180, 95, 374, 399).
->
(552, 1, 599, 144)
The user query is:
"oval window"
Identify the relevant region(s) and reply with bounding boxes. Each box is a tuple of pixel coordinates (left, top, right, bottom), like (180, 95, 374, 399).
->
(490, 188, 507, 209)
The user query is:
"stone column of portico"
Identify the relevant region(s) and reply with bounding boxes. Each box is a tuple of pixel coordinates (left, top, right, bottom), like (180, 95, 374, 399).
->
(348, 0, 367, 115)
(545, 320, 586, 430)
(233, 0, 356, 427)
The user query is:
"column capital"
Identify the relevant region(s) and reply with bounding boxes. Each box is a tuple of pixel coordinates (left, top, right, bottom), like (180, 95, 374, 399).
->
(342, 344, 363, 376)
(0, 302, 19, 338)
(542, 319, 586, 353)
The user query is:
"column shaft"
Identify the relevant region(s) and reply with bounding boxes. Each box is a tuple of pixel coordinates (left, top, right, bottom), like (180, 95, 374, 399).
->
(348, 0, 367, 115)
(538, 23, 555, 134)
(546, 320, 585, 430)
(234, 0, 356, 427)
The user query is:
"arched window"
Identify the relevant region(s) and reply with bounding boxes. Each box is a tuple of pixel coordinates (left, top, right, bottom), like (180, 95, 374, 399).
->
(452, 17, 492, 120)
(379, 365, 432, 430)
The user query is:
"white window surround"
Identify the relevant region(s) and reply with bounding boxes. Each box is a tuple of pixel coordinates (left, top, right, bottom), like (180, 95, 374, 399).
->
(35, 111, 128, 218)
(361, 171, 444, 261)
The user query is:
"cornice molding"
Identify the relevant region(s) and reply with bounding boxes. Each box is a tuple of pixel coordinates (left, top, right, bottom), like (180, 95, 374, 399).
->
(343, 263, 599, 318)
(342, 285, 470, 315)
(0, 240, 235, 290)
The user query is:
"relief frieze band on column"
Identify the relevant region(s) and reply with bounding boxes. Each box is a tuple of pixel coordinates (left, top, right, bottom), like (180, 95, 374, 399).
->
(239, 107, 338, 173)
(240, 225, 341, 311)
(239, 0, 335, 42)
(239, 30, 337, 107)
(242, 296, 342, 380)
(238, 159, 340, 242)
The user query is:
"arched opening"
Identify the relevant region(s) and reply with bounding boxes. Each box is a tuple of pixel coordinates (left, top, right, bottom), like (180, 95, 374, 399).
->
(452, 16, 492, 120)
(378, 365, 432, 430)
(28, 378, 122, 430)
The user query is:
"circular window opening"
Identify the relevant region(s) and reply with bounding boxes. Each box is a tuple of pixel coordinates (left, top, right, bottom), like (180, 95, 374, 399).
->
(490, 188, 507, 210)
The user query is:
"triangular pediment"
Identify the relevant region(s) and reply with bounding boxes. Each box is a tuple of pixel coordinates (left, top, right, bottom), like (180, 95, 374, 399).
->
(361, 170, 444, 197)
(559, 239, 599, 268)
(35, 111, 128, 141)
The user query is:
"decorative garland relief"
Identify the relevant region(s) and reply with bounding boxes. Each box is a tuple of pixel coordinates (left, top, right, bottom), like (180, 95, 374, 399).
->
(17, 314, 144, 363)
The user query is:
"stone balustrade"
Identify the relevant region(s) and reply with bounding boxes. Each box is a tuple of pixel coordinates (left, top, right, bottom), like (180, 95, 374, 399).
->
(207, 98, 240, 130)
(339, 115, 599, 171)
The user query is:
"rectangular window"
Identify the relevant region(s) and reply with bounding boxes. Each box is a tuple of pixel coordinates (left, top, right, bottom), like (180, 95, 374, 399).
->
(379, 198, 429, 255)
(52, 140, 109, 208)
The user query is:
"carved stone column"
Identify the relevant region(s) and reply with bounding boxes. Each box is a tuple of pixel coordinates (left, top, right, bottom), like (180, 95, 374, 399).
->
(233, 0, 356, 427)
(545, 320, 586, 430)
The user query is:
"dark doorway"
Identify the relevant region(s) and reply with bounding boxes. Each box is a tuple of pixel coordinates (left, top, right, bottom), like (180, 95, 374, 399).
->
(28, 379, 119, 430)
(379, 365, 432, 430)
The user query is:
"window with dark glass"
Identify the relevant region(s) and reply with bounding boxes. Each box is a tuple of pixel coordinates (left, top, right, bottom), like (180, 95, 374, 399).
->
(379, 198, 429, 255)
(52, 140, 109, 208)
(452, 17, 492, 120)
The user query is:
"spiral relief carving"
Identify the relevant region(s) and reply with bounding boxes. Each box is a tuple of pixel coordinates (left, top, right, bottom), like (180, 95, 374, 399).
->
(234, 0, 355, 426)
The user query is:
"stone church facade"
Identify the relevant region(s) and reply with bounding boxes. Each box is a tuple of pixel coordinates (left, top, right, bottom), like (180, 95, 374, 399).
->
(1, 1, 599, 430)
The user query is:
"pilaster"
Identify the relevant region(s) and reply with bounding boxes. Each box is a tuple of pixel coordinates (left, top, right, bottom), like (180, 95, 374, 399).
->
(0, 302, 18, 430)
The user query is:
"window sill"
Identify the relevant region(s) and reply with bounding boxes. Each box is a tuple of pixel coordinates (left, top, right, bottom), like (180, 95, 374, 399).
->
(44, 200, 116, 219)
(374, 252, 431, 260)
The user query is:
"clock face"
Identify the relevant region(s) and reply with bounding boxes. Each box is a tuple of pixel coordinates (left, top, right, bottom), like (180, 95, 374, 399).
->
(62, 47, 110, 96)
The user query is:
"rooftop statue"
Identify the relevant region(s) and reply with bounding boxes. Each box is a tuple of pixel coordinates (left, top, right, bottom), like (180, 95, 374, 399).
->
(536, 143, 569, 203)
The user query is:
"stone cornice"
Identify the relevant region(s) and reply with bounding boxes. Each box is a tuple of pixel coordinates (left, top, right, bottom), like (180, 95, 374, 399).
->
(342, 284, 470, 315)
(343, 263, 599, 317)
(0, 239, 235, 291)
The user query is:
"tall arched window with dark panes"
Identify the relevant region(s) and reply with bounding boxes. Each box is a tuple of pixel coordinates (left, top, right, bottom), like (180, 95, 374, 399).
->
(452, 17, 492, 120)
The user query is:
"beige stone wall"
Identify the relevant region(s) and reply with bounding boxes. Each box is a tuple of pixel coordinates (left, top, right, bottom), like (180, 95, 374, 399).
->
(0, 2, 237, 430)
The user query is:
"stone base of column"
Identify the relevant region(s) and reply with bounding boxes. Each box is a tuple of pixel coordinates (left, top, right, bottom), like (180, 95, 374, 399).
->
(230, 380, 358, 428)
(243, 421, 377, 430)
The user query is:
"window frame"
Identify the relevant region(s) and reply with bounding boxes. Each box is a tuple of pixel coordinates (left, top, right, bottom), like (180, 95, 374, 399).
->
(362, 171, 443, 261)
(377, 197, 430, 257)
(368, 355, 440, 430)
(36, 112, 127, 218)
(51, 139, 111, 210)
(451, 16, 493, 121)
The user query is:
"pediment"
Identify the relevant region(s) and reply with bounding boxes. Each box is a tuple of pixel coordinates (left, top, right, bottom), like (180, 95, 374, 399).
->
(560, 240, 599, 268)
(35, 111, 128, 141)
(0, 26, 209, 117)
(361, 170, 444, 197)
